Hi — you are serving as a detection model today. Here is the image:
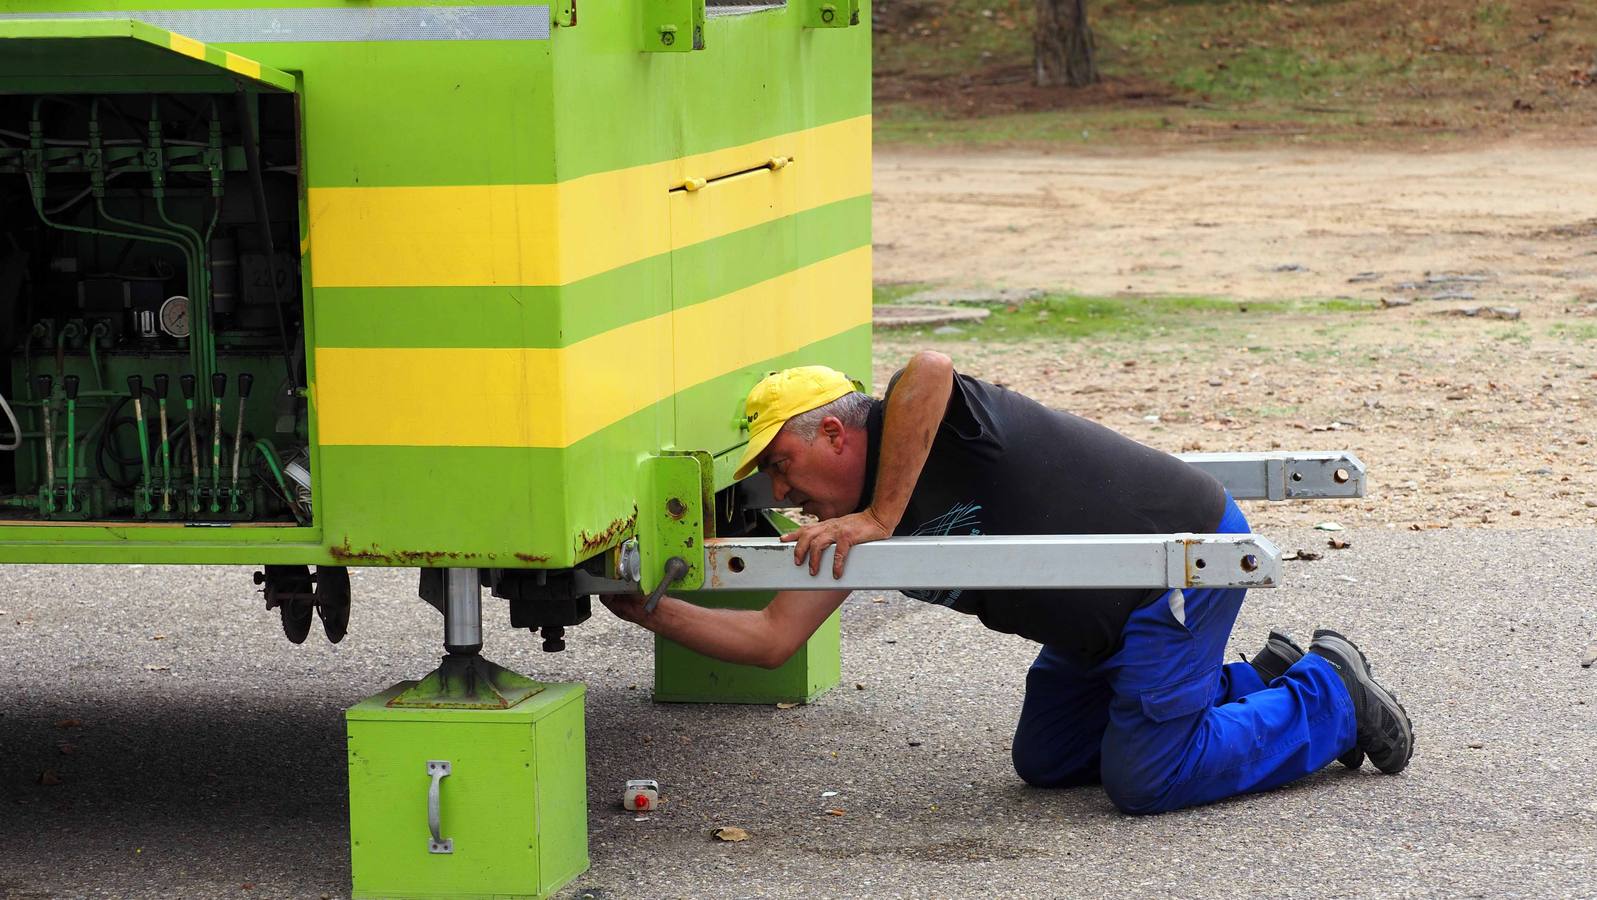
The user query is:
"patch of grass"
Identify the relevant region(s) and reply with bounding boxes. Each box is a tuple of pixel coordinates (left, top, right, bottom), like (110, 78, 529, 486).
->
(873, 282, 929, 304)
(1474, 1, 1512, 29)
(1547, 322, 1597, 342)
(1251, 404, 1303, 418)
(1491, 325, 1533, 345)
(873, 102, 1367, 146)
(874, 292, 1361, 343)
(1167, 47, 1401, 106)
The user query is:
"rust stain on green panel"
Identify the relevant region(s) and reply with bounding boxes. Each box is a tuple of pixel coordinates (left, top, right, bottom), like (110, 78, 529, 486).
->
(576, 507, 637, 558)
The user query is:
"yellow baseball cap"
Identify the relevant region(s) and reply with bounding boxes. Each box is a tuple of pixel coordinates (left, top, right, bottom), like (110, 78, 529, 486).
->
(732, 366, 862, 480)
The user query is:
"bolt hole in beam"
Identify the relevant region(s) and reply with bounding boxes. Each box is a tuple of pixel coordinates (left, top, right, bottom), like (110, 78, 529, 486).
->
(1291, 471, 1304, 482)
(1241, 554, 1259, 572)
(666, 497, 687, 519)
(1194, 558, 1207, 569)
(1333, 468, 1350, 484)
(728, 556, 746, 573)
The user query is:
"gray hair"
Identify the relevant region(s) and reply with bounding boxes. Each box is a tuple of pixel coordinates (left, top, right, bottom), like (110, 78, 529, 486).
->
(782, 391, 874, 442)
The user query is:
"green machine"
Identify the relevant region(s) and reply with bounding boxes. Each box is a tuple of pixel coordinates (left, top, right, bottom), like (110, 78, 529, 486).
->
(0, 2, 870, 896)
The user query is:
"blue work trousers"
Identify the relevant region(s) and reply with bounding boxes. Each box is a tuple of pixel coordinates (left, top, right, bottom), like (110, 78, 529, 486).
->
(1010, 495, 1357, 814)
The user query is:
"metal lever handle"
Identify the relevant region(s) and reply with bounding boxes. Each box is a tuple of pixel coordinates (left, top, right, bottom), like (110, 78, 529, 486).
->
(426, 760, 453, 854)
(642, 556, 689, 615)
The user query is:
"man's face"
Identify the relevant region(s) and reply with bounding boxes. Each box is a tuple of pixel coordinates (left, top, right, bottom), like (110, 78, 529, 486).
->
(757, 416, 866, 521)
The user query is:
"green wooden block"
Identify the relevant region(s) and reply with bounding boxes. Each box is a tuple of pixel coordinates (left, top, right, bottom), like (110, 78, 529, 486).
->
(346, 680, 588, 900)
(653, 590, 840, 704)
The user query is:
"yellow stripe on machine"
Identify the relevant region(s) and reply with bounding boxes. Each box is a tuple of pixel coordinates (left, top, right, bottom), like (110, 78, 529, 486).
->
(307, 116, 870, 289)
(166, 31, 206, 61)
(314, 247, 871, 448)
(224, 51, 262, 81)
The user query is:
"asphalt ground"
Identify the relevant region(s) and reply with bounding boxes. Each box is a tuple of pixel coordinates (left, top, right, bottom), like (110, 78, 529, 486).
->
(2, 525, 1595, 899)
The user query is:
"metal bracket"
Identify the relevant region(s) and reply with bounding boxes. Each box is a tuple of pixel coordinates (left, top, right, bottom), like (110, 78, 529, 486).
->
(636, 453, 711, 595)
(801, 0, 860, 28)
(426, 760, 453, 855)
(641, 0, 705, 51)
(698, 533, 1279, 592)
(1177, 452, 1367, 501)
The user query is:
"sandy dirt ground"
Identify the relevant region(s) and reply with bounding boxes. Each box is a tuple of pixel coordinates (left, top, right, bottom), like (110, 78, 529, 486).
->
(872, 136, 1597, 533)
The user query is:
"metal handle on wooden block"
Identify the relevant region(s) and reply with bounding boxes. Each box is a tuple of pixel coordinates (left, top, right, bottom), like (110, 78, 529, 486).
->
(426, 760, 453, 854)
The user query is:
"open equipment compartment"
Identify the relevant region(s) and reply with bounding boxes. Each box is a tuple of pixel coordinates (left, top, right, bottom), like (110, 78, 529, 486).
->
(0, 19, 310, 526)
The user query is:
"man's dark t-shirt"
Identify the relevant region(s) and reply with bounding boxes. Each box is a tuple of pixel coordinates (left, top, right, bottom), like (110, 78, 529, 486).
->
(858, 370, 1226, 668)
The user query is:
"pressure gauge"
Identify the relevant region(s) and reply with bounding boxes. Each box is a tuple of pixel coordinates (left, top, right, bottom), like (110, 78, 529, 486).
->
(159, 295, 191, 339)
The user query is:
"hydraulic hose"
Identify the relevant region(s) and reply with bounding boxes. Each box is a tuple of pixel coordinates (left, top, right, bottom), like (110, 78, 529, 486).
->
(147, 98, 215, 387)
(253, 438, 304, 525)
(236, 92, 299, 395)
(0, 390, 20, 451)
(87, 323, 110, 390)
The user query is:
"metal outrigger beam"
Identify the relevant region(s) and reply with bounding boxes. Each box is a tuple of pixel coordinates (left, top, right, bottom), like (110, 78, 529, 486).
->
(615, 450, 1367, 600)
(1177, 451, 1366, 501)
(697, 533, 1280, 592)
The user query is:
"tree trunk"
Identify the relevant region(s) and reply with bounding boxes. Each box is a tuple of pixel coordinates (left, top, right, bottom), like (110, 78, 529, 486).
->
(1034, 0, 1099, 88)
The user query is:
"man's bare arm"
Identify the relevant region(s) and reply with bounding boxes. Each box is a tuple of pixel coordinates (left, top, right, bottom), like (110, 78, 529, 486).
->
(785, 349, 955, 575)
(600, 589, 849, 669)
(864, 349, 954, 531)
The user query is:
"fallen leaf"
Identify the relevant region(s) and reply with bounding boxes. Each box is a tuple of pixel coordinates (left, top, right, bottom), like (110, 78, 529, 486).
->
(57, 742, 75, 755)
(825, 808, 846, 817)
(54, 719, 81, 730)
(713, 826, 750, 842)
(1328, 538, 1351, 550)
(151, 634, 167, 641)
(37, 770, 61, 786)
(1290, 549, 1323, 562)
(1314, 522, 1344, 531)
(775, 702, 798, 710)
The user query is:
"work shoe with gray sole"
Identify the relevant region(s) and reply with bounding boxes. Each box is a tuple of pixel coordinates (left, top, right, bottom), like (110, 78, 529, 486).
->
(1309, 629, 1415, 775)
(1247, 630, 1364, 771)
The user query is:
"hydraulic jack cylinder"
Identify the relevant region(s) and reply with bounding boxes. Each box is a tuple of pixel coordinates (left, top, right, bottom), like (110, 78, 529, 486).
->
(443, 568, 483, 656)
